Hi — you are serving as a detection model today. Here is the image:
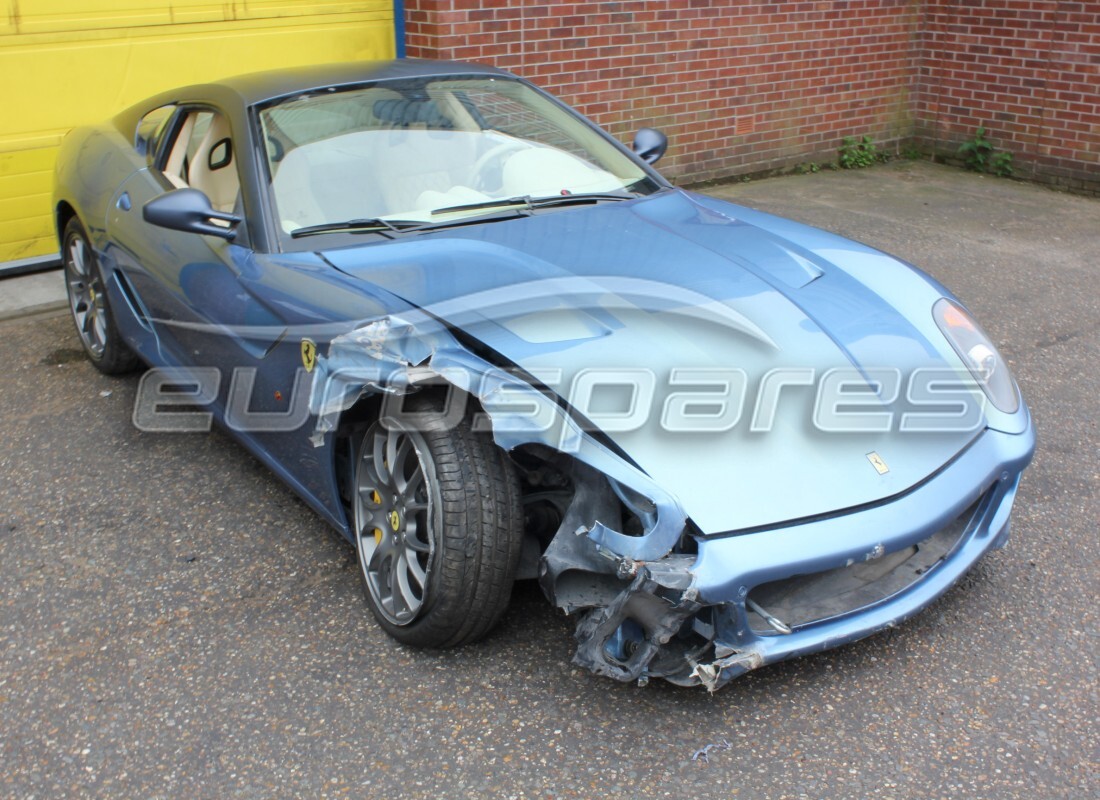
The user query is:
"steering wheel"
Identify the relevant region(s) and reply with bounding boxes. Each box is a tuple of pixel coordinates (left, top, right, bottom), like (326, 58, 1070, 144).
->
(471, 139, 529, 192)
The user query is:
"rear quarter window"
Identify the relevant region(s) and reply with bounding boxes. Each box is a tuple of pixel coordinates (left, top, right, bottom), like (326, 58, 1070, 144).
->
(135, 105, 176, 164)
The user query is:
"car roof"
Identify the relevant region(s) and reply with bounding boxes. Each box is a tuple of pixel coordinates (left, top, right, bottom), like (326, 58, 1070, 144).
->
(137, 59, 513, 113)
(220, 58, 512, 106)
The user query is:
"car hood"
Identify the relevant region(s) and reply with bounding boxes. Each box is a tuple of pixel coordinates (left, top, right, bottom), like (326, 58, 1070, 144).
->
(322, 189, 984, 533)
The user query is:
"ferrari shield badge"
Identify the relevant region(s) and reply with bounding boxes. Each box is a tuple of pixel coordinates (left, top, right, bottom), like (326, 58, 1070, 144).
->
(866, 451, 889, 475)
(300, 338, 317, 373)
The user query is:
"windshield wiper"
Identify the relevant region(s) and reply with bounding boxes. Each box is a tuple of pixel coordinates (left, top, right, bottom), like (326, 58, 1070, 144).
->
(291, 193, 638, 239)
(431, 192, 636, 217)
(290, 218, 424, 238)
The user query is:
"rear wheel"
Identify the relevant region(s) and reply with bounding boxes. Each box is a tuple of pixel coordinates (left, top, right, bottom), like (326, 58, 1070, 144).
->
(62, 217, 139, 374)
(352, 397, 524, 648)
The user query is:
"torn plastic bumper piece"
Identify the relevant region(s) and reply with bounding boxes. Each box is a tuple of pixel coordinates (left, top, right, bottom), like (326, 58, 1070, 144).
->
(571, 556, 701, 684)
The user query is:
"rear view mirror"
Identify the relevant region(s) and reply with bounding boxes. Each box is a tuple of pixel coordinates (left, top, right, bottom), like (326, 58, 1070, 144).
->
(632, 128, 668, 164)
(143, 188, 241, 240)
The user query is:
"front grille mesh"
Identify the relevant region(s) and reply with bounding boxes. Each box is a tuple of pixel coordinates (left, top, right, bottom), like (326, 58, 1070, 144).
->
(746, 497, 983, 634)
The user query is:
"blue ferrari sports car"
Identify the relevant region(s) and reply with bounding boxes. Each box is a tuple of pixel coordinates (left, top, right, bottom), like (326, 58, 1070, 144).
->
(54, 59, 1034, 690)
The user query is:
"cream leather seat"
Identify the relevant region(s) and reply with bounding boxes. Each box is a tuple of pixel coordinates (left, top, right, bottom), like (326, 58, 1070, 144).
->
(188, 114, 240, 213)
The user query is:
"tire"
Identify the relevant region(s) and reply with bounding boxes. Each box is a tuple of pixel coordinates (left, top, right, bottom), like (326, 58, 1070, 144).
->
(62, 217, 139, 374)
(351, 396, 524, 648)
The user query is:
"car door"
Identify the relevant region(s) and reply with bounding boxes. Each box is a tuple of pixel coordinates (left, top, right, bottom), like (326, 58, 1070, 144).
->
(107, 105, 284, 369)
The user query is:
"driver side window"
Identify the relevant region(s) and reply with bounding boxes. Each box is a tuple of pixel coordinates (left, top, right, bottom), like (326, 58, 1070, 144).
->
(161, 109, 241, 214)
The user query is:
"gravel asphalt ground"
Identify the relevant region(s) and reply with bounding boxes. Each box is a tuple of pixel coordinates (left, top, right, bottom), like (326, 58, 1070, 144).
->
(0, 161, 1096, 798)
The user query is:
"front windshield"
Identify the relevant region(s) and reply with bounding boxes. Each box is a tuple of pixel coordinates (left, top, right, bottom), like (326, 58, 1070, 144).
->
(257, 76, 659, 236)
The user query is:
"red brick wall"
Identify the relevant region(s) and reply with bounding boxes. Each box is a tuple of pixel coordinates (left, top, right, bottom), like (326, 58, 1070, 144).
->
(916, 1, 1100, 193)
(406, 0, 922, 183)
(405, 1, 1099, 192)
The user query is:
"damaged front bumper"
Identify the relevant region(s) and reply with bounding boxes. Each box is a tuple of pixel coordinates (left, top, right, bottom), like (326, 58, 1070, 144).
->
(308, 315, 1034, 691)
(545, 422, 1034, 691)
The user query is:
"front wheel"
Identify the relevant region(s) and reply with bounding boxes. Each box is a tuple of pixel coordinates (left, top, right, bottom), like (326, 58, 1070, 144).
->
(352, 397, 524, 648)
(62, 217, 138, 374)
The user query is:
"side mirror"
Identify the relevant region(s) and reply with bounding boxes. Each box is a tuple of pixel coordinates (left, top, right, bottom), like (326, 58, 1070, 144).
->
(632, 127, 668, 165)
(143, 188, 241, 240)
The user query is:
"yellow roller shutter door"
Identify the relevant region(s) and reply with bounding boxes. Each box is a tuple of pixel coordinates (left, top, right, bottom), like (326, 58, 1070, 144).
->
(0, 1, 396, 266)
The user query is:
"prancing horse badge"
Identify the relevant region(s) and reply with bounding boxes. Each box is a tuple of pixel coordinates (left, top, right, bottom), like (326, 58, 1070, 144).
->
(866, 451, 889, 475)
(301, 338, 317, 373)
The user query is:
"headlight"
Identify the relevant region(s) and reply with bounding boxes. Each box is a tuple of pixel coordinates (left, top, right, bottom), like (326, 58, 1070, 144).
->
(933, 298, 1019, 414)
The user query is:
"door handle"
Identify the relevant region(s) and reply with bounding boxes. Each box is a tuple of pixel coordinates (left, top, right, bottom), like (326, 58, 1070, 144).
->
(116, 192, 132, 211)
